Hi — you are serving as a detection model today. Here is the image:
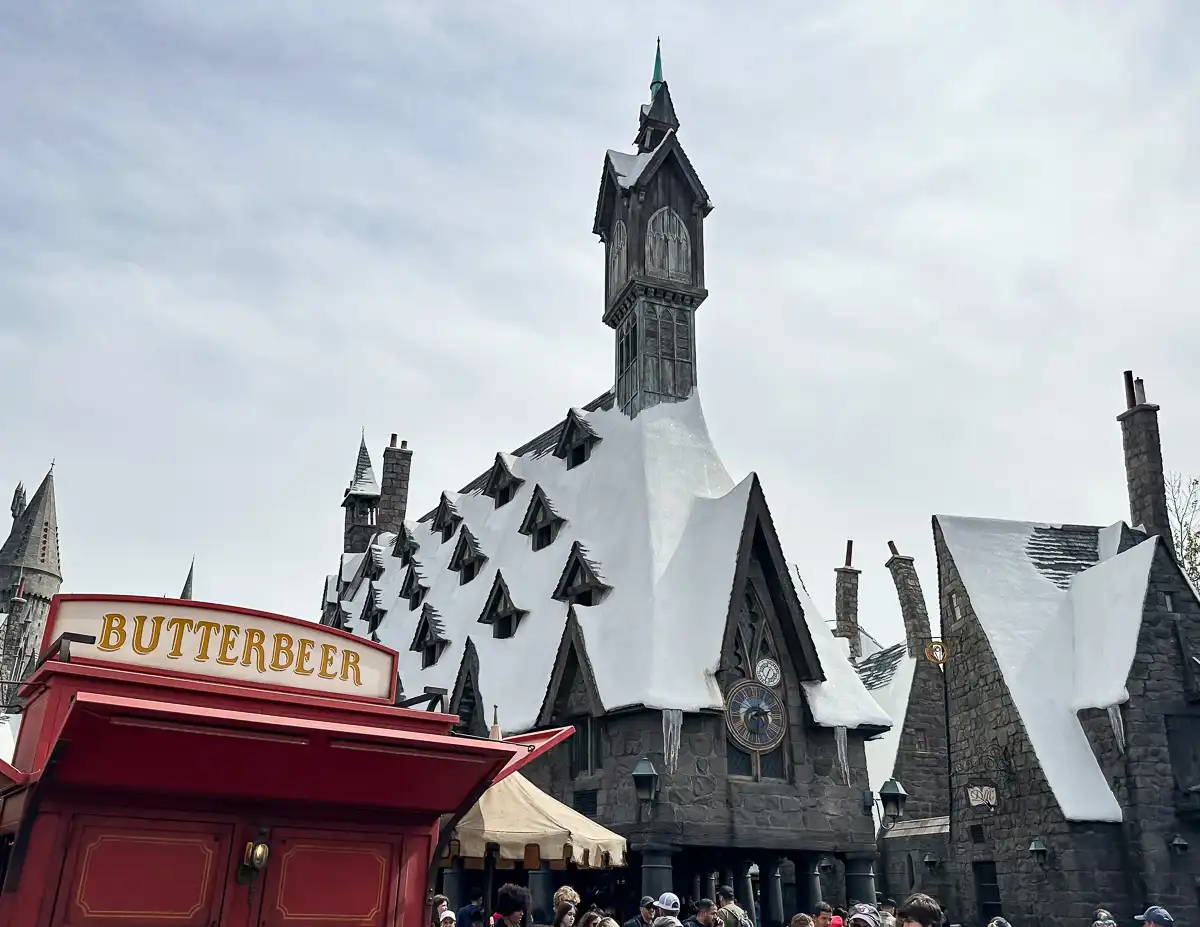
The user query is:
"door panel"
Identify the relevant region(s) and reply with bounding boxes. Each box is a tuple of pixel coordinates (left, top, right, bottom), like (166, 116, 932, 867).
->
(52, 816, 235, 927)
(258, 830, 400, 927)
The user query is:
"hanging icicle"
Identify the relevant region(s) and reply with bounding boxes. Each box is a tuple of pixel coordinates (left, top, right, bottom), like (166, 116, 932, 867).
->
(1108, 704, 1126, 755)
(662, 709, 683, 775)
(835, 725, 850, 786)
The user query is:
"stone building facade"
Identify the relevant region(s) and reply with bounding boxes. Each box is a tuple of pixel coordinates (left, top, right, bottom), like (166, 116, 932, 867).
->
(319, 47, 900, 925)
(932, 371, 1200, 927)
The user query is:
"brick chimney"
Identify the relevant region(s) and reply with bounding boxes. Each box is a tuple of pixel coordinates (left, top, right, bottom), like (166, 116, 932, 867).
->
(1117, 370, 1174, 555)
(886, 541, 932, 658)
(834, 540, 862, 659)
(378, 434, 413, 534)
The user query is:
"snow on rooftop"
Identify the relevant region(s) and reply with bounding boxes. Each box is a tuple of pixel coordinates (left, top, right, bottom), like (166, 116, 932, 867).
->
(607, 147, 658, 190)
(348, 466, 380, 497)
(938, 515, 1158, 822)
(0, 715, 19, 764)
(791, 571, 892, 729)
(331, 391, 887, 734)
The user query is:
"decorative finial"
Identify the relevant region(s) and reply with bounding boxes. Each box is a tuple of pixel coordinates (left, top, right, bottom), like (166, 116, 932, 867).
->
(49, 459, 55, 473)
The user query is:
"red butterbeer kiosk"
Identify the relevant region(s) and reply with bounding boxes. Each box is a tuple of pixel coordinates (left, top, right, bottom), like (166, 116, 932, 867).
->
(0, 595, 569, 927)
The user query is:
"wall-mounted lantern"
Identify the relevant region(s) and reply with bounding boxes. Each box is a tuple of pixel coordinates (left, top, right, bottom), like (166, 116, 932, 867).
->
(1029, 837, 1049, 869)
(818, 855, 835, 874)
(922, 853, 940, 873)
(1170, 835, 1190, 856)
(631, 757, 659, 820)
(862, 778, 908, 830)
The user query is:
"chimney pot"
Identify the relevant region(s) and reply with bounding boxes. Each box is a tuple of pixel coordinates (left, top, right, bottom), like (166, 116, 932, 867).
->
(401, 440, 408, 450)
(390, 434, 398, 447)
(844, 539, 854, 567)
(1134, 378, 1147, 405)
(887, 540, 900, 557)
(1123, 370, 1136, 410)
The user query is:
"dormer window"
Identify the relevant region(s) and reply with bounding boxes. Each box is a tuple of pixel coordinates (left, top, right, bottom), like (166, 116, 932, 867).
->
(519, 485, 566, 553)
(449, 527, 487, 586)
(392, 525, 420, 565)
(430, 493, 462, 545)
(552, 541, 611, 608)
(409, 586, 427, 611)
(552, 409, 601, 472)
(479, 572, 529, 641)
(410, 603, 448, 668)
(483, 453, 525, 510)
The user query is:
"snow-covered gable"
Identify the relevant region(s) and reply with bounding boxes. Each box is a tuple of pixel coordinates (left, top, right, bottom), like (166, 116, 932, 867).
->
(855, 642, 918, 797)
(607, 148, 658, 189)
(327, 391, 888, 736)
(937, 515, 1159, 822)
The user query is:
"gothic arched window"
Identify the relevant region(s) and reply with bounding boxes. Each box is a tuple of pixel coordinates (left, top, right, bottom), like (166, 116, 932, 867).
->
(608, 220, 628, 298)
(645, 207, 691, 283)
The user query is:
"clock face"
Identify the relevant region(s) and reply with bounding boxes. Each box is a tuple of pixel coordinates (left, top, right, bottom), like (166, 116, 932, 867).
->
(725, 679, 787, 752)
(755, 657, 782, 688)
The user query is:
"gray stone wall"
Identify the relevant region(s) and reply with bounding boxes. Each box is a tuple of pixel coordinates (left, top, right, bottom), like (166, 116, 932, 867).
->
(886, 550, 932, 659)
(890, 658, 950, 820)
(379, 438, 412, 535)
(878, 832, 953, 905)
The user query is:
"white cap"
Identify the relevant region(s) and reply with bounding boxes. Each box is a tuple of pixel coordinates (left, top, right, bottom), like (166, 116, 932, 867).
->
(656, 894, 681, 913)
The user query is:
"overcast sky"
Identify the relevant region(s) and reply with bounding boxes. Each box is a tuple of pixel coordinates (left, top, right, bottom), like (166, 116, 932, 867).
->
(3, 1, 1198, 650)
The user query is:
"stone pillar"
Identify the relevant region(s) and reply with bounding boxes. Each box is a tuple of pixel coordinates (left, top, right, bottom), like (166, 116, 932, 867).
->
(1118, 371, 1174, 555)
(736, 862, 757, 927)
(642, 847, 676, 901)
(834, 540, 862, 659)
(795, 856, 822, 917)
(528, 865, 554, 924)
(723, 869, 736, 894)
(763, 860, 785, 927)
(443, 859, 466, 912)
(693, 874, 703, 904)
(843, 857, 876, 909)
(703, 869, 717, 902)
(885, 542, 932, 659)
(379, 435, 413, 534)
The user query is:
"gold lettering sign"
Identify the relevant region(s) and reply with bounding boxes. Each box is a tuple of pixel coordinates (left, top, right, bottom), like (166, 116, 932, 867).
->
(47, 597, 394, 701)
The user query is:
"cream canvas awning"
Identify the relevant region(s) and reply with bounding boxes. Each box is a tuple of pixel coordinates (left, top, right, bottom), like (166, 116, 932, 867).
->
(454, 769, 627, 868)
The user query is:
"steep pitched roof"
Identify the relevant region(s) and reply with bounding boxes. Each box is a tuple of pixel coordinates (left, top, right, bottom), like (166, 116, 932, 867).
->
(936, 515, 1160, 822)
(0, 470, 60, 579)
(180, 559, 194, 600)
(344, 435, 381, 500)
(328, 392, 886, 734)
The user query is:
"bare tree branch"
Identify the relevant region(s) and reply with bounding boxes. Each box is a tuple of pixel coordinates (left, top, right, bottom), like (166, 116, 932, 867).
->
(1167, 471, 1200, 589)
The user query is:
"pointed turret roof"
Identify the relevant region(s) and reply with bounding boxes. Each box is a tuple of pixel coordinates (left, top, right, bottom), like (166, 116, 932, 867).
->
(344, 433, 381, 502)
(650, 37, 664, 96)
(180, 558, 194, 600)
(0, 470, 61, 580)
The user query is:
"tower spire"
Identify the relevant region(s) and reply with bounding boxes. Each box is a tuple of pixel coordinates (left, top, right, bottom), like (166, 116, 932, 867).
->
(180, 558, 195, 600)
(651, 38, 664, 97)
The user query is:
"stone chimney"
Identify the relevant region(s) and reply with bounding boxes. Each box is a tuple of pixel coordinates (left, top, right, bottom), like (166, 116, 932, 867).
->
(378, 434, 413, 534)
(834, 539, 862, 659)
(1117, 370, 1174, 555)
(886, 541, 933, 658)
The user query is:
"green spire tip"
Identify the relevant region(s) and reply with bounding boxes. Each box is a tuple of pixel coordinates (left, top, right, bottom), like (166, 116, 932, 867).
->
(651, 38, 664, 97)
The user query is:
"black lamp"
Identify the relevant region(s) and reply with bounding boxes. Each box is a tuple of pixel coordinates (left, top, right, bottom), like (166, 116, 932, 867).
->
(878, 778, 908, 828)
(1029, 837, 1049, 869)
(922, 853, 940, 873)
(632, 757, 659, 818)
(1170, 835, 1189, 856)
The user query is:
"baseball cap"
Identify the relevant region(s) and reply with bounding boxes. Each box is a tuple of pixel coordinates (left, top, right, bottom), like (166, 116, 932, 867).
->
(441, 914, 456, 924)
(1136, 908, 1174, 926)
(656, 893, 681, 913)
(848, 904, 880, 927)
(640, 897, 657, 910)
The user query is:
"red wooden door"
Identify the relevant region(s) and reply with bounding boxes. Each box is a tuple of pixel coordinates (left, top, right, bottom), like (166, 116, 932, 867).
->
(51, 815, 236, 927)
(255, 829, 402, 927)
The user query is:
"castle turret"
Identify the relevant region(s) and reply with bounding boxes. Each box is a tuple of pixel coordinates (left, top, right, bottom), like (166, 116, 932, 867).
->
(343, 434, 381, 554)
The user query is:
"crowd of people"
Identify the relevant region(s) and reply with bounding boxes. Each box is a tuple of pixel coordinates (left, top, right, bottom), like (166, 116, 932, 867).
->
(429, 882, 1178, 927)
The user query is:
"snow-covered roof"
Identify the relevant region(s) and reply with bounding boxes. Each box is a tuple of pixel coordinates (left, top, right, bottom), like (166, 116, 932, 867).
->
(346, 437, 381, 498)
(790, 569, 893, 729)
(824, 618, 886, 662)
(856, 642, 917, 799)
(330, 392, 889, 735)
(606, 147, 658, 189)
(0, 715, 19, 764)
(937, 515, 1159, 822)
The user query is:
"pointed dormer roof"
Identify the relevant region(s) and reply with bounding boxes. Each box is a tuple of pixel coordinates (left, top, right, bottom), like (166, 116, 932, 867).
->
(0, 469, 61, 580)
(180, 559, 195, 600)
(343, 433, 381, 502)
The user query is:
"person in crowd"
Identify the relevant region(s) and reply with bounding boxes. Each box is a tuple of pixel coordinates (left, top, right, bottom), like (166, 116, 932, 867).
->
(1092, 911, 1115, 927)
(577, 910, 603, 927)
(791, 915, 814, 927)
(598, 919, 621, 927)
(879, 901, 896, 927)
(433, 895, 450, 925)
(653, 917, 684, 927)
(554, 903, 577, 927)
(847, 904, 880, 927)
(987, 918, 1011, 927)
(895, 895, 941, 927)
(656, 894, 682, 921)
(626, 897, 659, 927)
(834, 909, 848, 922)
(685, 899, 716, 927)
(441, 912, 457, 927)
(556, 888, 582, 910)
(1136, 908, 1174, 927)
(830, 916, 843, 927)
(458, 892, 486, 927)
(715, 886, 752, 927)
(814, 903, 834, 927)
(494, 885, 533, 927)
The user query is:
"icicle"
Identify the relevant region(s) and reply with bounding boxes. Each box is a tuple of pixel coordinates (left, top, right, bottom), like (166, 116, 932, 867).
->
(835, 725, 850, 786)
(1108, 704, 1125, 755)
(662, 709, 683, 774)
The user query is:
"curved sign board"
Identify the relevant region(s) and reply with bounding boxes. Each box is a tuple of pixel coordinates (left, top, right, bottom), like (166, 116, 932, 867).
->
(44, 595, 399, 702)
